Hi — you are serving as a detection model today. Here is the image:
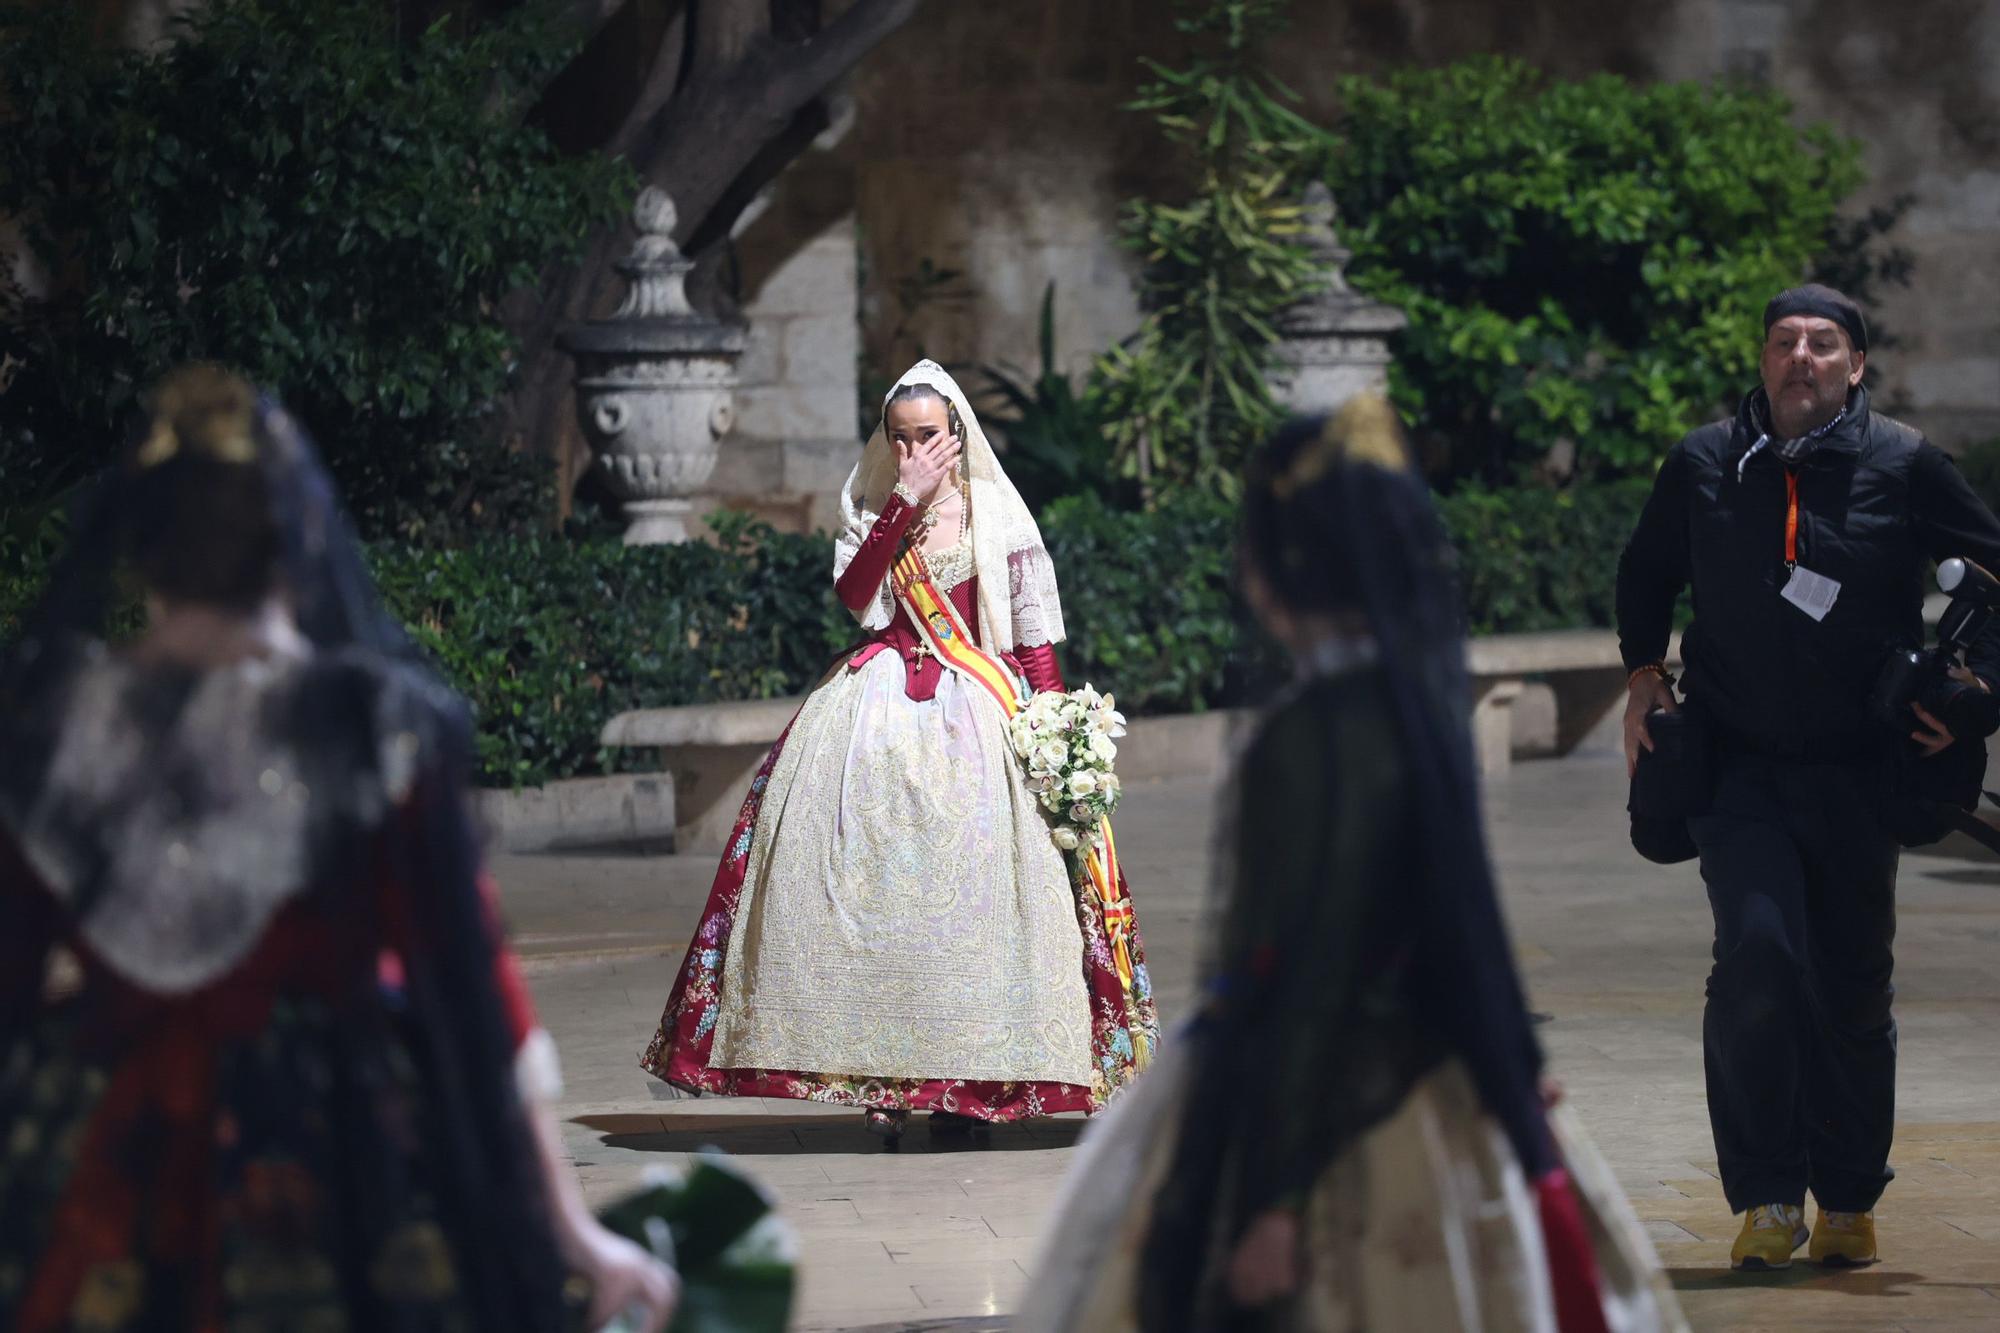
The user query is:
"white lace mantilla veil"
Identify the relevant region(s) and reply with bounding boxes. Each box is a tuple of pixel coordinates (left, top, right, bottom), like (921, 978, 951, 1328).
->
(835, 359, 1066, 654)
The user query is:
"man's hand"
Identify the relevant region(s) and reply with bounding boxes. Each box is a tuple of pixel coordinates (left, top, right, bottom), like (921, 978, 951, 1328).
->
(1911, 667, 1990, 758)
(1623, 672, 1678, 778)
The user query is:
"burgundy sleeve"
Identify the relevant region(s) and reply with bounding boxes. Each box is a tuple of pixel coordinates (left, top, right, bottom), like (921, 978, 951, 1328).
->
(834, 492, 921, 614)
(1015, 641, 1066, 695)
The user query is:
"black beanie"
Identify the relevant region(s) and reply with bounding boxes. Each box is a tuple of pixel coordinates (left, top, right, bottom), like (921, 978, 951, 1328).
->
(1764, 283, 1869, 353)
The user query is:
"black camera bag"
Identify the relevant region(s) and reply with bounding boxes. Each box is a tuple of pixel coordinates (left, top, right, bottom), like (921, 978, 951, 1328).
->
(1627, 703, 1711, 865)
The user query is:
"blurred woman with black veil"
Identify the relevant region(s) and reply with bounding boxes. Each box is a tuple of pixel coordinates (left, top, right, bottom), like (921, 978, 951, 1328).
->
(0, 367, 676, 1331)
(1021, 398, 1683, 1332)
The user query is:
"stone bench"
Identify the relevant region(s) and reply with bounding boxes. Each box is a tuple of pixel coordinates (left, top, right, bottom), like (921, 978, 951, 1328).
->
(599, 696, 805, 855)
(600, 632, 1666, 853)
(605, 606, 1959, 851)
(1467, 629, 1683, 778)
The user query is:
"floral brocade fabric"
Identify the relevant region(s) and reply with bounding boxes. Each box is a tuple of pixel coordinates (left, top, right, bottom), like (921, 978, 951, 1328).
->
(639, 707, 1159, 1120)
(0, 992, 589, 1332)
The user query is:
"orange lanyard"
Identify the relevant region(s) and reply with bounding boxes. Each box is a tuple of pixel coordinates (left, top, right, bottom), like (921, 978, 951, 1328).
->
(1784, 468, 1800, 569)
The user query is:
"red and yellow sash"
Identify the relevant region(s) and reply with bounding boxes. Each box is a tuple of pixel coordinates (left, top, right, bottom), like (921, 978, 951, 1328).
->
(891, 550, 1143, 1010)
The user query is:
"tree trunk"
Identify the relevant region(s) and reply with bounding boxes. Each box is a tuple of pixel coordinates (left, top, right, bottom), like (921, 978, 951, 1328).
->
(504, 0, 924, 496)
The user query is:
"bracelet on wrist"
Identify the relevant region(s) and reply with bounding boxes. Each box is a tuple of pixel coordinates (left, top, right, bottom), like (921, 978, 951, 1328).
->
(891, 481, 922, 510)
(1627, 662, 1674, 689)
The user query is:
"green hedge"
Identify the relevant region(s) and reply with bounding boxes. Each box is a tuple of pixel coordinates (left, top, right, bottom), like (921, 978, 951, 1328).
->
(366, 514, 854, 789)
(364, 495, 1269, 786)
(1437, 478, 1655, 635)
(2, 483, 1663, 787)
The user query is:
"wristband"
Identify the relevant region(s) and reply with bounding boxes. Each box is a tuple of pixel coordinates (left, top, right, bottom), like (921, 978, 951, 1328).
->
(891, 482, 922, 509)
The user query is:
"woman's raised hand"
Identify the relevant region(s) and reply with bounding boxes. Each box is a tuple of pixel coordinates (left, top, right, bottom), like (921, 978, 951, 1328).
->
(897, 432, 962, 506)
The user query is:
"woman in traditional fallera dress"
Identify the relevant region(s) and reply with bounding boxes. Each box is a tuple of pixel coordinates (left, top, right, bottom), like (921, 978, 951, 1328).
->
(1019, 399, 1685, 1332)
(640, 360, 1157, 1142)
(0, 369, 676, 1332)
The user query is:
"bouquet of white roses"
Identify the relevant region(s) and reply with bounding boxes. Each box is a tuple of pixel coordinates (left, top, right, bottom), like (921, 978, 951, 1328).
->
(1007, 684, 1128, 853)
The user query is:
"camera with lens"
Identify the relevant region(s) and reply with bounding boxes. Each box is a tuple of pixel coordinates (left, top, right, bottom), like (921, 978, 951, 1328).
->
(1869, 557, 2000, 743)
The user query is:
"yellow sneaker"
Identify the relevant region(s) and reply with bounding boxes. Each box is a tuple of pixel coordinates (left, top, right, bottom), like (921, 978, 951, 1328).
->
(1809, 1207, 1878, 1267)
(1731, 1203, 1808, 1271)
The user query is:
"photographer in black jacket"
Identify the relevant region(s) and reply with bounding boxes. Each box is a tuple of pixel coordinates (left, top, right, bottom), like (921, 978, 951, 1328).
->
(1617, 284, 2000, 1272)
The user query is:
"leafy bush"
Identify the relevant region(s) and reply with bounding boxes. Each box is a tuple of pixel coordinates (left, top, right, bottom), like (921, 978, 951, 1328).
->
(2, 484, 1666, 787)
(1042, 490, 1276, 714)
(1320, 57, 1901, 486)
(0, 1, 631, 543)
(1438, 479, 1656, 635)
(1092, 0, 1327, 498)
(367, 515, 854, 788)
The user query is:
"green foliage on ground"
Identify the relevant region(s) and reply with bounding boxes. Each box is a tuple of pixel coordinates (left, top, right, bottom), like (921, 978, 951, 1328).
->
(1319, 56, 1905, 485)
(0, 0, 632, 544)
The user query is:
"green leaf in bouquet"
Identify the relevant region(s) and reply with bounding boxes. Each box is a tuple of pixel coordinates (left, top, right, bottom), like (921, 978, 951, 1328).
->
(596, 1155, 797, 1333)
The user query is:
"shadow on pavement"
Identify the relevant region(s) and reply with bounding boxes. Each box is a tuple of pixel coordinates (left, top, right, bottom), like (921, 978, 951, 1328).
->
(574, 1112, 1088, 1156)
(1668, 1265, 1945, 1297)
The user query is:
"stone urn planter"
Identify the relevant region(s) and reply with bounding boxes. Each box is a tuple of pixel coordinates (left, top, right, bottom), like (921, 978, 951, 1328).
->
(1268, 182, 1407, 416)
(560, 188, 747, 544)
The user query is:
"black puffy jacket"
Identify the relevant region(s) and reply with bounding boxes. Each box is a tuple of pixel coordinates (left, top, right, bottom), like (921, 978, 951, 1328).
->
(1617, 385, 2000, 757)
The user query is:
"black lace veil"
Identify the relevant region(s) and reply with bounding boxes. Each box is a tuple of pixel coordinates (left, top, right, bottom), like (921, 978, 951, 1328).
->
(0, 369, 568, 1329)
(1138, 402, 1553, 1328)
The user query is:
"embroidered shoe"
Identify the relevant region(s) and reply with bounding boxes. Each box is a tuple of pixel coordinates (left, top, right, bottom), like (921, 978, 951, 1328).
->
(1809, 1207, 1878, 1267)
(1731, 1203, 1808, 1271)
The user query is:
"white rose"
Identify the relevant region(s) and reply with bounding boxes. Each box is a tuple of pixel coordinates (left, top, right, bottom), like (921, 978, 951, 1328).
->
(1068, 770, 1099, 798)
(1051, 825, 1081, 851)
(1036, 741, 1067, 771)
(1089, 733, 1118, 765)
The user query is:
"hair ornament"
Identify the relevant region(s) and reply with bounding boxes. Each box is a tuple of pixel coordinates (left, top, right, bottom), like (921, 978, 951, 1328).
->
(1271, 393, 1408, 499)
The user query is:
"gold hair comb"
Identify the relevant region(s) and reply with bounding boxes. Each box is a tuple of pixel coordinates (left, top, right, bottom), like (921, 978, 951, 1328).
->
(1271, 393, 1409, 499)
(137, 365, 259, 468)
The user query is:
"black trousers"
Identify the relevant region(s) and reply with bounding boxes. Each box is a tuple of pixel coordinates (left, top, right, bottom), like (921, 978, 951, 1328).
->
(1689, 751, 1899, 1214)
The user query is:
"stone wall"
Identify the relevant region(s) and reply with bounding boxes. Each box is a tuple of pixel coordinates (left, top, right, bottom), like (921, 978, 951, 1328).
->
(1675, 0, 2000, 449)
(817, 0, 1999, 461)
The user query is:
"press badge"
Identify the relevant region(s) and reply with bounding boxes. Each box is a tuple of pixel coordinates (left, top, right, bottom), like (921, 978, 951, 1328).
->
(1781, 565, 1841, 621)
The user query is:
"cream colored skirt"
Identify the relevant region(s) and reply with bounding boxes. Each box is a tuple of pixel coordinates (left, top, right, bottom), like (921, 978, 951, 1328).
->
(1019, 1042, 1686, 1333)
(707, 649, 1095, 1085)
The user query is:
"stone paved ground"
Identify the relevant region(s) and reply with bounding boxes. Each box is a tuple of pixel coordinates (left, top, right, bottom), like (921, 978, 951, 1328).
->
(496, 746, 2000, 1331)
